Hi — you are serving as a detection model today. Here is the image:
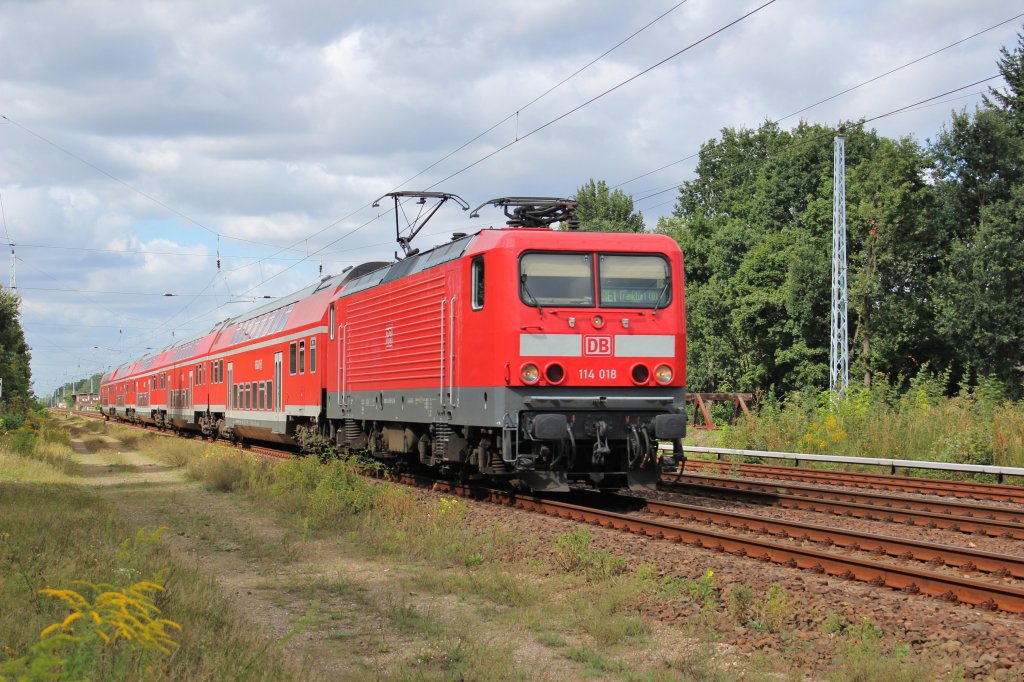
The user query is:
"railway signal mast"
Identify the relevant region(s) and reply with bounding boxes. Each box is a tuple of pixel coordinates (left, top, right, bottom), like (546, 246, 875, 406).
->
(830, 133, 849, 398)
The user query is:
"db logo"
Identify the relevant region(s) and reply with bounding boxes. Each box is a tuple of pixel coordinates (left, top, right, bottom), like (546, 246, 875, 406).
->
(584, 335, 612, 356)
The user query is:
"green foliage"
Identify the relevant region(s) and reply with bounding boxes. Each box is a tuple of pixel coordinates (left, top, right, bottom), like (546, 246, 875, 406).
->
(827, 618, 933, 682)
(185, 446, 252, 492)
(0, 286, 32, 410)
(727, 584, 754, 624)
(751, 583, 792, 633)
(551, 526, 627, 581)
(305, 458, 380, 525)
(572, 179, 645, 232)
(662, 121, 938, 396)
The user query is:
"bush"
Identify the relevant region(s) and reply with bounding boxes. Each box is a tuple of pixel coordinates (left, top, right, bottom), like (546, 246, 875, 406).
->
(305, 459, 380, 527)
(4, 427, 38, 455)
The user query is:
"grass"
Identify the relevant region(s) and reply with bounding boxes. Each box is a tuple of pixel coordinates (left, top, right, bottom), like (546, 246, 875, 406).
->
(0, 485, 304, 680)
(0, 417, 306, 681)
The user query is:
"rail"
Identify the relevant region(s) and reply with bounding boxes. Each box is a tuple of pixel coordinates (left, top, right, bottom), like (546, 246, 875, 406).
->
(657, 444, 1024, 482)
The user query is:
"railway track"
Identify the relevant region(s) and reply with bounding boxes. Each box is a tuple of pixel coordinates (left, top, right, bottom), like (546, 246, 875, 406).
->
(616, 491, 1024, 579)
(401, 475, 1024, 614)
(660, 474, 1024, 540)
(686, 458, 1024, 504)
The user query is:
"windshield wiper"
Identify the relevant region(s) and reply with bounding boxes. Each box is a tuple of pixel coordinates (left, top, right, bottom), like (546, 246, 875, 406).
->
(651, 284, 670, 314)
(520, 273, 544, 314)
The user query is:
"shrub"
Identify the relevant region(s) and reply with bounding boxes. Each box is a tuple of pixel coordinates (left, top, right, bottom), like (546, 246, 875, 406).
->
(305, 459, 380, 526)
(4, 426, 37, 455)
(827, 618, 932, 682)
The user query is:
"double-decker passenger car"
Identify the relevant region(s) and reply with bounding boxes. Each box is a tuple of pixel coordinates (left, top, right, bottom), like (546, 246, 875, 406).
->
(101, 195, 687, 490)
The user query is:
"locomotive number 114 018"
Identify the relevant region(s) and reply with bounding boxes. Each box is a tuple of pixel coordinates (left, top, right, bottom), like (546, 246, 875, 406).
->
(578, 368, 617, 380)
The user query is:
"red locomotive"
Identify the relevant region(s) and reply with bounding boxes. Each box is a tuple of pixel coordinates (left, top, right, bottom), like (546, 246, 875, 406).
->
(100, 194, 687, 490)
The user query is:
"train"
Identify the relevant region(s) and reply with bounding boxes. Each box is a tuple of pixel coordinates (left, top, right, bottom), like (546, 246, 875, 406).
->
(100, 194, 687, 491)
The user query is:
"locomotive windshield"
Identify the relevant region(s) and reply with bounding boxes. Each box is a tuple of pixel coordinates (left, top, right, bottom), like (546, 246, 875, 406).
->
(598, 254, 671, 308)
(519, 252, 671, 308)
(519, 253, 595, 306)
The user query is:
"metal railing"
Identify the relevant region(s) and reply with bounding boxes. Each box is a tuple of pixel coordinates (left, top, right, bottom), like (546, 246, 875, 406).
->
(657, 444, 1024, 482)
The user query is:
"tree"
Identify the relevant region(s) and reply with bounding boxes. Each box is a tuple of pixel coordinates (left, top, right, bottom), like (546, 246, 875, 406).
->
(0, 285, 33, 409)
(572, 179, 645, 232)
(930, 30, 1024, 396)
(661, 121, 939, 396)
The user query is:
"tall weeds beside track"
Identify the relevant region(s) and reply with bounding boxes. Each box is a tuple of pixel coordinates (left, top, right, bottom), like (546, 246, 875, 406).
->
(720, 372, 1024, 470)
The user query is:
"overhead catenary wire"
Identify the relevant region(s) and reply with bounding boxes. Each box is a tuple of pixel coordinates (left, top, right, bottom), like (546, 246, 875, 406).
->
(632, 74, 1004, 209)
(613, 9, 1024, 191)
(424, 0, 779, 191)
(218, 0, 698, 282)
(12, 0, 772, 316)
(393, 0, 692, 191)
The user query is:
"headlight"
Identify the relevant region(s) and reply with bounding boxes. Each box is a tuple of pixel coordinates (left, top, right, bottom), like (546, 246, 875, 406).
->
(545, 363, 565, 384)
(631, 364, 650, 385)
(592, 315, 605, 328)
(521, 363, 540, 384)
(654, 364, 673, 384)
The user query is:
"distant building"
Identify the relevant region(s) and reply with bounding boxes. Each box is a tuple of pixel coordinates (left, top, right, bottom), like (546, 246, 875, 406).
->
(73, 393, 100, 409)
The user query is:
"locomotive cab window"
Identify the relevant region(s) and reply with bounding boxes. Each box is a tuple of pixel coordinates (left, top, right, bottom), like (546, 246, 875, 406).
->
(519, 253, 594, 307)
(471, 256, 485, 310)
(598, 254, 671, 308)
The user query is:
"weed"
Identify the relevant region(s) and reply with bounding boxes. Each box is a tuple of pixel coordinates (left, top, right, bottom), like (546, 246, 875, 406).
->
(751, 583, 793, 633)
(186, 446, 252, 492)
(722, 378, 1024, 473)
(727, 583, 755, 624)
(535, 630, 565, 648)
(687, 569, 717, 606)
(566, 646, 630, 674)
(823, 610, 850, 635)
(0, 479, 303, 681)
(551, 526, 627, 581)
(827, 617, 935, 682)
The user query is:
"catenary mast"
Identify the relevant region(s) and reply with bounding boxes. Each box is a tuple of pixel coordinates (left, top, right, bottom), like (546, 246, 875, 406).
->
(830, 133, 849, 397)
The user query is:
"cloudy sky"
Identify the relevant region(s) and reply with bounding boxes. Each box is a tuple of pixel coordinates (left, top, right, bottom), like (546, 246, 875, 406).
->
(1, 0, 1020, 397)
